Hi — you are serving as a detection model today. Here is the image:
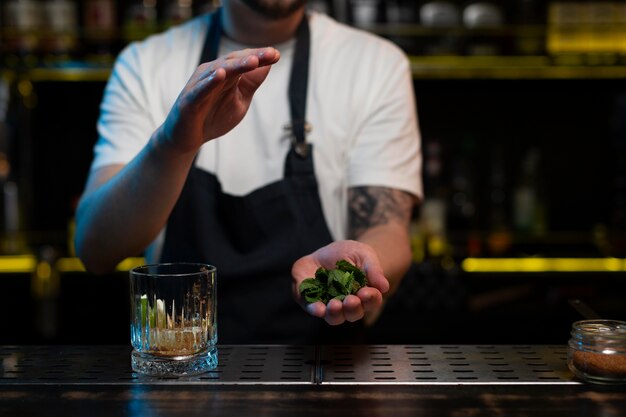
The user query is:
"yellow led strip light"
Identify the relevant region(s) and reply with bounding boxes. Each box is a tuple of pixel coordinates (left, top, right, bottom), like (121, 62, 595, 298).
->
(462, 258, 626, 273)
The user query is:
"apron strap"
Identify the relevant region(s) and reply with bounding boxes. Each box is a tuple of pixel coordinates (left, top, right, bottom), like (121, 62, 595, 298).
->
(199, 8, 222, 64)
(287, 15, 311, 158)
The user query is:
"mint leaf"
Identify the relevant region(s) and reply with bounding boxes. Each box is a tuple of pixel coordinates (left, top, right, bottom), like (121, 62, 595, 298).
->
(328, 269, 353, 296)
(298, 260, 368, 305)
(315, 267, 330, 284)
(336, 260, 367, 287)
(299, 278, 326, 304)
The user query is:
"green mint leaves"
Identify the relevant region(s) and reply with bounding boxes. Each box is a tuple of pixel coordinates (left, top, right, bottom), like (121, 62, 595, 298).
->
(299, 260, 368, 304)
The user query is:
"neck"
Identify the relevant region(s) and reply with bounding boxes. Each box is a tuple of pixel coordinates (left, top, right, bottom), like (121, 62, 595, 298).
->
(221, 2, 305, 46)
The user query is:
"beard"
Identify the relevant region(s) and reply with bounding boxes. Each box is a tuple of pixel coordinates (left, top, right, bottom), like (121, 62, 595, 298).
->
(238, 0, 307, 19)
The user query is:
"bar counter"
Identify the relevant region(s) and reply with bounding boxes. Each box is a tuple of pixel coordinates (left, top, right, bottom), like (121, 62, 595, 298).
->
(1, 345, 625, 416)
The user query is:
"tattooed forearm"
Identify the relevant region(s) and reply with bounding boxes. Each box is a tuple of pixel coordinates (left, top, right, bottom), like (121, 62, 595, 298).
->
(348, 186, 414, 239)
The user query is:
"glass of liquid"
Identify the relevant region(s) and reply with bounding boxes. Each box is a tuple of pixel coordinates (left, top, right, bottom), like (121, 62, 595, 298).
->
(129, 263, 217, 376)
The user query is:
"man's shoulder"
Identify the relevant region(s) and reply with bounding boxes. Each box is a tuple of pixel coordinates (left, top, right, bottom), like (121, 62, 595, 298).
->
(116, 14, 207, 70)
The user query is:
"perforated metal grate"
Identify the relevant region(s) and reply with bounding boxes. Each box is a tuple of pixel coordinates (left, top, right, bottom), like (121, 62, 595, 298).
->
(0, 345, 316, 385)
(320, 345, 577, 385)
(0, 345, 578, 385)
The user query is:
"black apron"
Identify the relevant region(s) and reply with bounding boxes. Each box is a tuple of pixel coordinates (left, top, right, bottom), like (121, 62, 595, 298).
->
(160, 9, 360, 344)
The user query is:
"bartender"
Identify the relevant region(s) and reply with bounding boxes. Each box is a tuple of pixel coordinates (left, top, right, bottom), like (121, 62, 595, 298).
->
(74, 0, 422, 343)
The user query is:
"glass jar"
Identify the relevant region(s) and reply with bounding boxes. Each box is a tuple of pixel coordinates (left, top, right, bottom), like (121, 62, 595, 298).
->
(567, 319, 626, 385)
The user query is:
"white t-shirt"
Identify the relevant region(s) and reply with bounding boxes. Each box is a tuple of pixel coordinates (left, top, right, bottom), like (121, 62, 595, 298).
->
(92, 11, 423, 261)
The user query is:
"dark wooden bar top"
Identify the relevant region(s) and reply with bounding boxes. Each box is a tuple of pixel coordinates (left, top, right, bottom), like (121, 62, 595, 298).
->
(1, 345, 624, 417)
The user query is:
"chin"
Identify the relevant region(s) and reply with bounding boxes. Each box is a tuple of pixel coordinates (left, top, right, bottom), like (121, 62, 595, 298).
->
(239, 0, 307, 19)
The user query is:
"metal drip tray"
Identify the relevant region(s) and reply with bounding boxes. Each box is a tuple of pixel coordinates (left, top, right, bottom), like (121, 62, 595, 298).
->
(0, 345, 316, 385)
(0, 345, 578, 386)
(320, 345, 576, 385)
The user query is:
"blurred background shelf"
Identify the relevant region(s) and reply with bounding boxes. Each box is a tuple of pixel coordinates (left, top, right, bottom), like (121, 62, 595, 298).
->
(1, 0, 625, 346)
(6, 58, 626, 82)
(409, 55, 626, 79)
(9, 66, 113, 83)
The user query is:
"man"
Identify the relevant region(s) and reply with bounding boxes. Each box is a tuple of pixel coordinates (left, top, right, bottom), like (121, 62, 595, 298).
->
(75, 0, 422, 343)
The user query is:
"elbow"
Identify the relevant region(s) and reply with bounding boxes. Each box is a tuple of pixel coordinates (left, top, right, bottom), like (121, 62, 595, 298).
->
(74, 221, 116, 276)
(75, 238, 107, 276)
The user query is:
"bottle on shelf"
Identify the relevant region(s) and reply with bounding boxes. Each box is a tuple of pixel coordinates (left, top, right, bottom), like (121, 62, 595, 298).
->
(587, 2, 620, 65)
(446, 136, 477, 258)
(2, 0, 44, 69)
(1, 182, 28, 256)
(486, 144, 512, 256)
(512, 0, 545, 56)
(0, 79, 23, 256)
(382, 0, 420, 54)
(606, 92, 626, 256)
(412, 138, 449, 262)
(418, 1, 462, 55)
(618, 2, 626, 60)
(461, 1, 504, 55)
(385, 0, 418, 24)
(348, 0, 381, 26)
(546, 0, 609, 64)
(513, 147, 546, 236)
(461, 1, 504, 28)
(41, 0, 79, 66)
(547, 1, 580, 55)
(123, 0, 159, 43)
(163, 0, 193, 29)
(31, 245, 60, 341)
(419, 0, 461, 27)
(82, 0, 118, 65)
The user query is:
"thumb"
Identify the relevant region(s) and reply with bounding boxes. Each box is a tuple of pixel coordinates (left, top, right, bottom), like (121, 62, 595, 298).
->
(363, 261, 389, 294)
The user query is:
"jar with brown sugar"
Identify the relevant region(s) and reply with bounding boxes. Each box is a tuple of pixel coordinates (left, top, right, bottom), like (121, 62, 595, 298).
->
(567, 319, 626, 384)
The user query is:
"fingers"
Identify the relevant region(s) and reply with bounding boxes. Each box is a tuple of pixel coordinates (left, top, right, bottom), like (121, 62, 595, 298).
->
(201, 47, 279, 81)
(188, 47, 279, 106)
(305, 301, 326, 319)
(318, 291, 382, 326)
(362, 260, 390, 294)
(224, 47, 280, 67)
(342, 295, 364, 323)
(237, 66, 272, 98)
(217, 48, 278, 93)
(325, 299, 345, 326)
(357, 287, 383, 313)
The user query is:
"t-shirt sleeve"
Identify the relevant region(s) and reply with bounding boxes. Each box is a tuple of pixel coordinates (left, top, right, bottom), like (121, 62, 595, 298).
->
(90, 43, 158, 171)
(347, 47, 423, 201)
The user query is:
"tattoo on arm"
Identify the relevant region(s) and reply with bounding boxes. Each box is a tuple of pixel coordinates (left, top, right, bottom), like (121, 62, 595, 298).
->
(348, 186, 414, 239)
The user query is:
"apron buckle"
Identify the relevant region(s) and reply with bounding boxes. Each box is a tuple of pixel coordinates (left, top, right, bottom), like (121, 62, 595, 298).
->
(283, 122, 312, 158)
(283, 122, 313, 135)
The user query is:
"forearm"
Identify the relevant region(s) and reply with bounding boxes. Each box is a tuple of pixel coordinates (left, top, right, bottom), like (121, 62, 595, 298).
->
(348, 186, 415, 292)
(75, 134, 196, 274)
(347, 186, 416, 325)
(75, 47, 281, 273)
